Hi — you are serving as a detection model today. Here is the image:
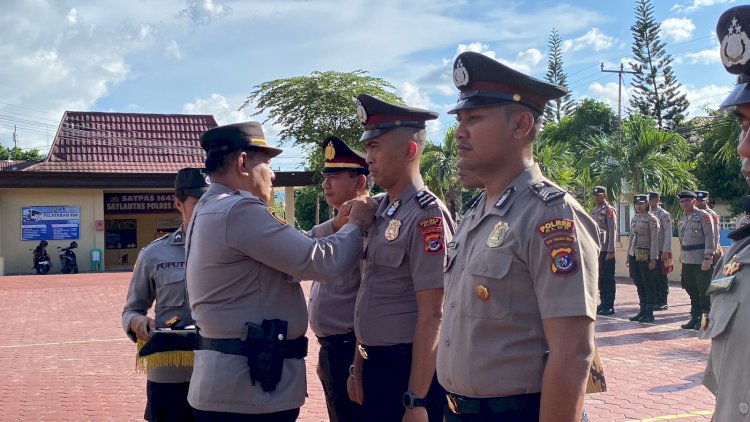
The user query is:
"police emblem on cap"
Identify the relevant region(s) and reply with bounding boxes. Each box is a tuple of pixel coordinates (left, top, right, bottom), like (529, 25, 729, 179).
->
(722, 16, 750, 67)
(324, 141, 336, 160)
(453, 58, 469, 87)
(356, 99, 368, 124)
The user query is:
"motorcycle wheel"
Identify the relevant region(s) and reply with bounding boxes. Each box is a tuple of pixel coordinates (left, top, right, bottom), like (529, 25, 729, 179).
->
(35, 266, 42, 275)
(40, 265, 50, 275)
(62, 266, 71, 274)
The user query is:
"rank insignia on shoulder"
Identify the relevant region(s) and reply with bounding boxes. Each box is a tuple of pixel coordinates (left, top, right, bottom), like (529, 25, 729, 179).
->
(385, 219, 402, 241)
(530, 181, 565, 203)
(164, 315, 181, 328)
(415, 190, 437, 208)
(386, 199, 401, 217)
(267, 209, 287, 225)
(487, 222, 509, 248)
(494, 187, 516, 209)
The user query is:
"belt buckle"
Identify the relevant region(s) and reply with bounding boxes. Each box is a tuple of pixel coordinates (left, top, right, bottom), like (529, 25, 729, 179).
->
(447, 394, 460, 414)
(357, 343, 368, 359)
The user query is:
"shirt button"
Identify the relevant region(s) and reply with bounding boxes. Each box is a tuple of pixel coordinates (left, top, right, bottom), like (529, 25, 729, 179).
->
(480, 264, 488, 273)
(740, 403, 749, 415)
(445, 339, 450, 347)
(450, 301, 456, 309)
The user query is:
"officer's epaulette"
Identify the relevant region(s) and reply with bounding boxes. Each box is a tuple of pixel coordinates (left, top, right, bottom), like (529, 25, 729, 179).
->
(729, 222, 750, 241)
(415, 190, 437, 208)
(529, 181, 565, 203)
(148, 233, 171, 246)
(467, 190, 485, 211)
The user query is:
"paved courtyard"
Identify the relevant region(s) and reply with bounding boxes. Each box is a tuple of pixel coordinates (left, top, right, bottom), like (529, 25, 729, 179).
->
(0, 273, 714, 421)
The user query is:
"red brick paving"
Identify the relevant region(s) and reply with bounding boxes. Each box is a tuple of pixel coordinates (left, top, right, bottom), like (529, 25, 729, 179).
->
(0, 273, 714, 421)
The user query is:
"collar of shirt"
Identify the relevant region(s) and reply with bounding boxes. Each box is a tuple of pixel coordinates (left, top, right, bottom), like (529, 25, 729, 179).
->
(171, 226, 186, 246)
(378, 181, 421, 219)
(484, 163, 544, 218)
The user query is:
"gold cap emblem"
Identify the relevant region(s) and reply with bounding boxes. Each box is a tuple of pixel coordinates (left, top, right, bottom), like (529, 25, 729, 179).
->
(324, 141, 336, 161)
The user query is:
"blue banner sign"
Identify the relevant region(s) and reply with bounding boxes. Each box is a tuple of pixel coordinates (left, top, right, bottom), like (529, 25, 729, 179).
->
(104, 192, 175, 214)
(21, 206, 80, 241)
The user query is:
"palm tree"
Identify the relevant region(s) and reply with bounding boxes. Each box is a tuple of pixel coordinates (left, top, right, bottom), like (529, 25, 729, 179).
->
(420, 125, 461, 218)
(579, 115, 696, 200)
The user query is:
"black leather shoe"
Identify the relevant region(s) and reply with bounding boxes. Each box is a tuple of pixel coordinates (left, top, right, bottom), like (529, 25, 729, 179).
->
(639, 314, 654, 323)
(598, 307, 615, 316)
(681, 317, 699, 329)
(596, 304, 603, 313)
(654, 304, 668, 311)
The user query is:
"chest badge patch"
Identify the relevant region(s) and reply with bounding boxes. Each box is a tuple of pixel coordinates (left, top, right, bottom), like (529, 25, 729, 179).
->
(722, 256, 743, 276)
(385, 219, 402, 241)
(487, 222, 510, 248)
(475, 284, 490, 301)
(550, 247, 577, 276)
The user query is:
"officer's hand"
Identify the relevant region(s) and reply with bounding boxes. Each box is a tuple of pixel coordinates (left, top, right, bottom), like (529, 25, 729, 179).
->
(348, 196, 377, 231)
(347, 370, 364, 404)
(331, 205, 350, 232)
(648, 259, 656, 271)
(605, 252, 615, 261)
(130, 315, 154, 341)
(403, 406, 428, 422)
(701, 259, 711, 272)
(625, 259, 630, 268)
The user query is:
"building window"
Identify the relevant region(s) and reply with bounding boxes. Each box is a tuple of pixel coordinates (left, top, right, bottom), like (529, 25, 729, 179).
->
(106, 219, 137, 249)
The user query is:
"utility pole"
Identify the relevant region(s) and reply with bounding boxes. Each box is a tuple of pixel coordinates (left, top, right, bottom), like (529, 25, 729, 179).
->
(600, 63, 637, 144)
(11, 125, 18, 161)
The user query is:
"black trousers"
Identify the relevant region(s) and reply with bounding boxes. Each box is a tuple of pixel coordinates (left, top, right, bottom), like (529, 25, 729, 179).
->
(194, 408, 299, 422)
(145, 381, 194, 422)
(598, 250, 616, 307)
(628, 255, 658, 306)
(655, 258, 669, 305)
(443, 392, 541, 422)
(681, 263, 712, 315)
(316, 332, 363, 422)
(360, 343, 445, 422)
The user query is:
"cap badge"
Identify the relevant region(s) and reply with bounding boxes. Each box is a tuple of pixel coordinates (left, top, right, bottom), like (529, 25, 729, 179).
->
(722, 16, 750, 67)
(324, 141, 336, 161)
(453, 58, 469, 87)
(385, 219, 401, 241)
(513, 94, 522, 102)
(356, 99, 368, 124)
(487, 222, 509, 248)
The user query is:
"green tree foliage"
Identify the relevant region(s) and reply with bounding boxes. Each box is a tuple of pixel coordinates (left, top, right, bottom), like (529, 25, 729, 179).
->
(292, 184, 329, 231)
(0, 145, 44, 161)
(543, 28, 575, 123)
(534, 136, 575, 189)
(421, 125, 461, 218)
(629, 0, 689, 130)
(580, 115, 696, 201)
(540, 99, 617, 153)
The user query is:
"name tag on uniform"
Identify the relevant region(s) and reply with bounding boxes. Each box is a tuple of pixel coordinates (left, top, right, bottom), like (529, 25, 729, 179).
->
(705, 276, 735, 295)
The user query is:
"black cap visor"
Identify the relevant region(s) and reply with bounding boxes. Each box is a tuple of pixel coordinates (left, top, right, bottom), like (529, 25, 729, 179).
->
(720, 81, 750, 108)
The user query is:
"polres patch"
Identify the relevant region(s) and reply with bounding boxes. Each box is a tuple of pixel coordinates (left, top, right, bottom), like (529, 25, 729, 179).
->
(537, 219, 575, 236)
(419, 217, 444, 255)
(550, 247, 577, 276)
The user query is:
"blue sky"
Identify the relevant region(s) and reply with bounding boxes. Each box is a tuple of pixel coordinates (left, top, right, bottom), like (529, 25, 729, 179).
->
(0, 0, 740, 170)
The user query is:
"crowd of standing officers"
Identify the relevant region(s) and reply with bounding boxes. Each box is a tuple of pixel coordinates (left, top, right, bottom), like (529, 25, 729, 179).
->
(120, 5, 750, 422)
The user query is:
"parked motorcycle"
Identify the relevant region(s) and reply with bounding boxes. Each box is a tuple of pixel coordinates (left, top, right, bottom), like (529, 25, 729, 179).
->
(30, 240, 51, 274)
(57, 241, 79, 274)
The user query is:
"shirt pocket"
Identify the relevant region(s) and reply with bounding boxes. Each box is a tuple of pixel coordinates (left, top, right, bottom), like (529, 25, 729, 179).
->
(369, 245, 408, 295)
(464, 250, 513, 320)
(154, 269, 186, 308)
(444, 243, 459, 273)
(701, 296, 739, 380)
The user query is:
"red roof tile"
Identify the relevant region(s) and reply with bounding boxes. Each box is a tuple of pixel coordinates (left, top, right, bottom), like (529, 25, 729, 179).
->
(23, 111, 218, 173)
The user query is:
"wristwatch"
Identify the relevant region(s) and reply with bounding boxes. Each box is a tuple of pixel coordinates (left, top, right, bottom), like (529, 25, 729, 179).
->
(402, 391, 426, 409)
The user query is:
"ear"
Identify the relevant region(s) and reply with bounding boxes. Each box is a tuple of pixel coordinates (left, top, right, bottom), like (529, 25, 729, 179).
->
(355, 174, 367, 190)
(405, 141, 418, 161)
(510, 110, 535, 140)
(238, 151, 251, 176)
(174, 197, 185, 213)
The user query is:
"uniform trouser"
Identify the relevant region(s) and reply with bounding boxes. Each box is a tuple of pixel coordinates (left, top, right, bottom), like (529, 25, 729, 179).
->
(145, 381, 194, 422)
(316, 332, 363, 422)
(655, 257, 669, 305)
(681, 263, 712, 315)
(598, 251, 616, 307)
(628, 255, 658, 306)
(193, 409, 299, 422)
(360, 343, 445, 422)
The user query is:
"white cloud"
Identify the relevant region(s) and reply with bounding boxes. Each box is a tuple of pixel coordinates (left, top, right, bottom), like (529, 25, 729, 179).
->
(165, 40, 183, 60)
(182, 93, 249, 125)
(66, 8, 77, 25)
(178, 0, 231, 26)
(456, 42, 497, 59)
(661, 18, 696, 42)
(583, 82, 626, 110)
(562, 28, 617, 53)
(674, 48, 721, 65)
(399, 82, 433, 111)
(671, 0, 736, 14)
(680, 84, 734, 116)
(499, 49, 545, 75)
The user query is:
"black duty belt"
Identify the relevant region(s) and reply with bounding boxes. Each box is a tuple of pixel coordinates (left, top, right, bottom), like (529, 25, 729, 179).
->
(681, 244, 705, 251)
(357, 343, 412, 360)
(446, 392, 541, 415)
(316, 331, 356, 348)
(197, 335, 308, 359)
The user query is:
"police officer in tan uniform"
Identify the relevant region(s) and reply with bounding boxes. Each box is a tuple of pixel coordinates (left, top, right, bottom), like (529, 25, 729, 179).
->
(627, 194, 660, 323)
(185, 122, 376, 421)
(696, 190, 724, 263)
(591, 186, 617, 315)
(437, 51, 599, 422)
(677, 191, 715, 330)
(347, 94, 455, 422)
(648, 192, 674, 310)
(122, 167, 208, 422)
(308, 136, 369, 422)
(702, 9, 750, 419)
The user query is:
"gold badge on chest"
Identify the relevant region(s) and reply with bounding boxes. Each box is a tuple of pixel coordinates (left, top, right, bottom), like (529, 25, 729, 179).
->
(475, 284, 490, 301)
(487, 222, 510, 248)
(385, 219, 402, 241)
(722, 255, 743, 276)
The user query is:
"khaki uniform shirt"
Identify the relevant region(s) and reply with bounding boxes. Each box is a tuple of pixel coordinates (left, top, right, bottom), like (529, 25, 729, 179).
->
(185, 183, 364, 414)
(679, 210, 716, 264)
(652, 207, 673, 253)
(701, 225, 750, 421)
(437, 164, 599, 397)
(355, 181, 455, 346)
(590, 202, 617, 253)
(122, 227, 193, 383)
(307, 220, 360, 338)
(705, 207, 722, 250)
(628, 213, 660, 260)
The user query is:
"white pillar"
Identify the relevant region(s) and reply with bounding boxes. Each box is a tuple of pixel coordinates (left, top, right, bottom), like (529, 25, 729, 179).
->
(285, 186, 295, 227)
